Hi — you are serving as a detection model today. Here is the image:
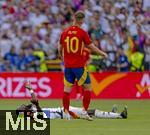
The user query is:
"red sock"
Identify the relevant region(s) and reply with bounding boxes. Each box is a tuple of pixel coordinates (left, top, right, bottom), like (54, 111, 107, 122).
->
(69, 111, 79, 119)
(63, 92, 70, 112)
(83, 90, 91, 111)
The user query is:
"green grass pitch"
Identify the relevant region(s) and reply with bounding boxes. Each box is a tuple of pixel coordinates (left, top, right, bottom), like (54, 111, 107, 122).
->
(0, 99, 150, 135)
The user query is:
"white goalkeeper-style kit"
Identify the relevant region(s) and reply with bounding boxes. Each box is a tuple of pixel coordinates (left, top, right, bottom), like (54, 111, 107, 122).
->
(34, 106, 123, 119)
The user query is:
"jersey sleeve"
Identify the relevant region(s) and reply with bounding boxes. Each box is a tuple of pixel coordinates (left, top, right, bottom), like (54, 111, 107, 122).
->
(83, 30, 92, 46)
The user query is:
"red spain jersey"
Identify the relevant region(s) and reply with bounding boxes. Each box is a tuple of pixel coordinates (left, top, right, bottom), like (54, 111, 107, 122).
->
(82, 48, 90, 64)
(60, 26, 92, 68)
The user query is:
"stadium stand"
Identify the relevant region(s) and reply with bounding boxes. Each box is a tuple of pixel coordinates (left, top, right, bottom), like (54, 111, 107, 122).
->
(0, 0, 149, 72)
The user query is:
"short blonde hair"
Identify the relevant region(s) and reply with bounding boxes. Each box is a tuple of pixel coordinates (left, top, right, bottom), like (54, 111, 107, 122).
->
(74, 10, 85, 21)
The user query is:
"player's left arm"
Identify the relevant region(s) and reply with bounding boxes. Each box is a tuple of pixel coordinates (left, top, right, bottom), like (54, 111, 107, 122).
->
(83, 31, 108, 58)
(25, 81, 42, 112)
(88, 43, 108, 58)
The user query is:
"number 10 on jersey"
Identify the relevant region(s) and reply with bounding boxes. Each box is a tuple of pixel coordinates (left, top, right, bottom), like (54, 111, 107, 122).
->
(65, 36, 80, 53)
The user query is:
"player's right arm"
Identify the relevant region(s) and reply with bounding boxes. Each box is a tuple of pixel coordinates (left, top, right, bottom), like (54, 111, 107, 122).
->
(58, 42, 63, 60)
(58, 33, 64, 60)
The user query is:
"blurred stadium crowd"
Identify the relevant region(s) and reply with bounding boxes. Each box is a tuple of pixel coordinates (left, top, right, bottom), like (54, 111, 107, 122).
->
(0, 0, 149, 72)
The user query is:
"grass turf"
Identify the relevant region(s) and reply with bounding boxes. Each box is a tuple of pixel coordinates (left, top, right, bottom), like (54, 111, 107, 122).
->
(0, 99, 150, 135)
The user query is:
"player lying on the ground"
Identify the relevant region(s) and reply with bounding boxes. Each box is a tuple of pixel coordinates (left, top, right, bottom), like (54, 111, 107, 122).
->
(16, 81, 127, 120)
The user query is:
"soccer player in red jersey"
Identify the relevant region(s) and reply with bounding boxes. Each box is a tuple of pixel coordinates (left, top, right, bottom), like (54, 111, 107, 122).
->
(58, 10, 108, 120)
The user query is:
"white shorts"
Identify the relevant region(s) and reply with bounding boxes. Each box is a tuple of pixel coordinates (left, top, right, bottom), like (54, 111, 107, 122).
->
(34, 106, 83, 119)
(62, 106, 83, 119)
(69, 106, 83, 116)
(41, 107, 63, 119)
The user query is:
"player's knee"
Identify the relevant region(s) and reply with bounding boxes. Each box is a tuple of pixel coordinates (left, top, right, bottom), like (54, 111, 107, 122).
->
(64, 86, 72, 93)
(83, 84, 92, 91)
